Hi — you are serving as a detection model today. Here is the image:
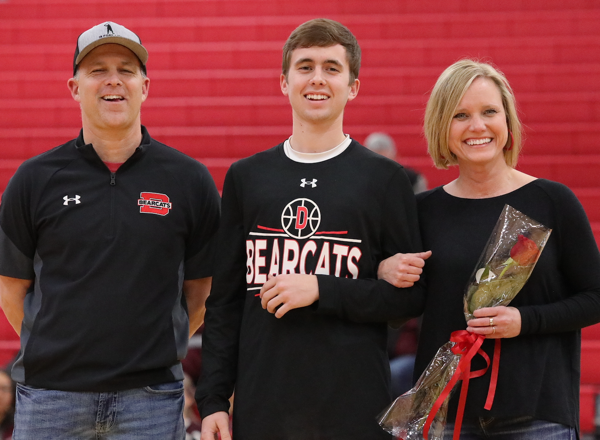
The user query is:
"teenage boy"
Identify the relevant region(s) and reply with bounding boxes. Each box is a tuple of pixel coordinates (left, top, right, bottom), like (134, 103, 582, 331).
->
(0, 22, 220, 438)
(197, 18, 427, 440)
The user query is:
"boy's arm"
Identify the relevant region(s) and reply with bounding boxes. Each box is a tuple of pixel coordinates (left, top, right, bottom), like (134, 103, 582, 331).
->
(260, 273, 426, 322)
(262, 167, 427, 323)
(260, 249, 430, 318)
(195, 166, 245, 419)
(316, 167, 427, 322)
(378, 251, 431, 288)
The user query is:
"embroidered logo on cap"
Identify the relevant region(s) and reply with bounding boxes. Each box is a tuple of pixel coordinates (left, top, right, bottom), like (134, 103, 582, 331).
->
(138, 192, 172, 216)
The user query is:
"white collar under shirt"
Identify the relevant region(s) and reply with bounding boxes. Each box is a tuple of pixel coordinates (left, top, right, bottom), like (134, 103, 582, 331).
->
(283, 135, 352, 163)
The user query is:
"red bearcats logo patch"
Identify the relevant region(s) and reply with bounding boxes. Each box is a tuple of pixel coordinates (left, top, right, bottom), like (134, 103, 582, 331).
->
(138, 192, 172, 216)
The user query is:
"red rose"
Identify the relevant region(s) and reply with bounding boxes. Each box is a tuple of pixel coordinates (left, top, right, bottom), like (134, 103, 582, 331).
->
(510, 234, 539, 266)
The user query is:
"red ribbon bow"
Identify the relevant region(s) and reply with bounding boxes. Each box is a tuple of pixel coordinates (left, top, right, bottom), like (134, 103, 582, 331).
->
(422, 330, 501, 440)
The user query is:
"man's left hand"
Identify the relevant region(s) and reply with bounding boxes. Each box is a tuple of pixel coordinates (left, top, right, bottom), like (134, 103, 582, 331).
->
(260, 274, 319, 318)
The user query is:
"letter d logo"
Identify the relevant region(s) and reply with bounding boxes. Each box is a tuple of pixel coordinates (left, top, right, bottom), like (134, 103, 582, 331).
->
(295, 206, 308, 230)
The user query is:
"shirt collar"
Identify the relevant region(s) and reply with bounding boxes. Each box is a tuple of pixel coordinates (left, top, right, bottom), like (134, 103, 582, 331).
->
(283, 135, 352, 163)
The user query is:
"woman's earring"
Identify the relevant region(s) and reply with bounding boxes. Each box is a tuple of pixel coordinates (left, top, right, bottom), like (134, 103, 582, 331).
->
(506, 131, 514, 151)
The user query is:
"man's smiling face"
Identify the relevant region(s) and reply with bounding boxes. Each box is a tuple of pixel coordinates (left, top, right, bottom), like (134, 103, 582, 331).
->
(280, 44, 359, 128)
(68, 43, 149, 134)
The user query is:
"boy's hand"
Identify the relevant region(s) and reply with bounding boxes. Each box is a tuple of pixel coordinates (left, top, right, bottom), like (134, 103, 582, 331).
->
(201, 411, 231, 440)
(260, 274, 319, 318)
(377, 251, 432, 288)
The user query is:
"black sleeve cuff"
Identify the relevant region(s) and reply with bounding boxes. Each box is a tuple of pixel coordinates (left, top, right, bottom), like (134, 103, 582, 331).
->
(516, 306, 536, 335)
(197, 394, 231, 419)
(315, 275, 341, 315)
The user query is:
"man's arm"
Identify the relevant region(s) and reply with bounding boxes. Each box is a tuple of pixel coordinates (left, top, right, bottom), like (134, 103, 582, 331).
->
(183, 277, 212, 337)
(0, 275, 32, 336)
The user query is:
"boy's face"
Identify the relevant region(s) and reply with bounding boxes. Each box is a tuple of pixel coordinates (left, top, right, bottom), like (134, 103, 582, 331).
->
(280, 44, 359, 128)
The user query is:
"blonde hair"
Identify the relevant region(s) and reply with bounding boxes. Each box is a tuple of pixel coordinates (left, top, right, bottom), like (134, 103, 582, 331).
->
(424, 59, 522, 169)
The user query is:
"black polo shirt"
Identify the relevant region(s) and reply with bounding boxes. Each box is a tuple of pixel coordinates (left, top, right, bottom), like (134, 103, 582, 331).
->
(0, 126, 220, 392)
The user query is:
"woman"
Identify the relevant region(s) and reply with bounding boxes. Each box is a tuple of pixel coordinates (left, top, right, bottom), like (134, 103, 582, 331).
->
(380, 59, 600, 439)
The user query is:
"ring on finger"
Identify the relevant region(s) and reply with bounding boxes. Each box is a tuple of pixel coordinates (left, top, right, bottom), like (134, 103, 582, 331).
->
(492, 326, 496, 335)
(489, 317, 494, 326)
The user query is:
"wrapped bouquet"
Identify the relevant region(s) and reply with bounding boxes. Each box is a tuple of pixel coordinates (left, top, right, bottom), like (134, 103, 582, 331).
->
(378, 205, 552, 440)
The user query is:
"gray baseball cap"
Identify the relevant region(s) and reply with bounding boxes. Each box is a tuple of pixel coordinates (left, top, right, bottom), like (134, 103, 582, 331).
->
(73, 21, 148, 75)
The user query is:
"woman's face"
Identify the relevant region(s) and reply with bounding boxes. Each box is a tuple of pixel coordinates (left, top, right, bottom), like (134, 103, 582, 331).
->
(448, 77, 509, 168)
(0, 372, 12, 415)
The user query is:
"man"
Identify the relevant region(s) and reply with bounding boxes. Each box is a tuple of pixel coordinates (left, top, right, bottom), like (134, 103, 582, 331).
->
(0, 22, 220, 439)
(364, 132, 428, 193)
(197, 19, 428, 440)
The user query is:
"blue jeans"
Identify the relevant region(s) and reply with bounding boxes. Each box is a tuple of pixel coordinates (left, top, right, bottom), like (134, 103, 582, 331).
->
(389, 354, 416, 397)
(444, 416, 576, 440)
(14, 381, 185, 440)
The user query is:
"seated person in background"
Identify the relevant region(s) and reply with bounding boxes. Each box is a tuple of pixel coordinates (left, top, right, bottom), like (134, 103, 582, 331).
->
(0, 370, 14, 440)
(183, 373, 202, 440)
(365, 132, 427, 193)
(386, 316, 419, 397)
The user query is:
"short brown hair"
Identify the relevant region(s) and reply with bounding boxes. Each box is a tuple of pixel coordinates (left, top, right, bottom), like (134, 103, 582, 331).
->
(282, 18, 361, 84)
(424, 59, 522, 169)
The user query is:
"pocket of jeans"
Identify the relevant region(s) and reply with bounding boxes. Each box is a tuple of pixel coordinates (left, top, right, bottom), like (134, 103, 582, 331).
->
(16, 382, 48, 392)
(144, 381, 184, 395)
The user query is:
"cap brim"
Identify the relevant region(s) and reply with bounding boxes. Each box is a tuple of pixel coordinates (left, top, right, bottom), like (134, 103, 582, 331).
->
(75, 36, 148, 68)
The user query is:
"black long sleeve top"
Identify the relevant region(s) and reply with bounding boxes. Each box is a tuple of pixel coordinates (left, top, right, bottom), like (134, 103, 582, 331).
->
(415, 179, 600, 436)
(196, 141, 426, 440)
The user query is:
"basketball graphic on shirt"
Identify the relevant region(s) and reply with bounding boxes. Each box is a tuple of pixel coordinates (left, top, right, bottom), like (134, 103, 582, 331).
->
(281, 198, 321, 239)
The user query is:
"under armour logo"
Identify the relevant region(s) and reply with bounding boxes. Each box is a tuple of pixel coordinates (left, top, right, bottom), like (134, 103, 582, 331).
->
(300, 178, 318, 188)
(63, 195, 81, 205)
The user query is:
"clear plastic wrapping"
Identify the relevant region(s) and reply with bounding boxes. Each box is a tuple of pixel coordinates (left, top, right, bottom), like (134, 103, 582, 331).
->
(378, 342, 459, 439)
(463, 205, 552, 321)
(378, 205, 552, 439)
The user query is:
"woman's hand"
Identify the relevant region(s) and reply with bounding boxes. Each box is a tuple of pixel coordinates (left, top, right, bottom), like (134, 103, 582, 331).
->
(377, 251, 432, 288)
(467, 306, 522, 339)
